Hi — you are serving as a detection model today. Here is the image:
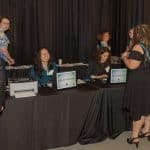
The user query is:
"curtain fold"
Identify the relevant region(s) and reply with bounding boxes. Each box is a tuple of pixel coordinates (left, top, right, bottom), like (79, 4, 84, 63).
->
(0, 0, 149, 65)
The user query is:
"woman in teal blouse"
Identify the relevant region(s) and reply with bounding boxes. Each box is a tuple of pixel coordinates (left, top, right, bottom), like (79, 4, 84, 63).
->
(30, 48, 57, 87)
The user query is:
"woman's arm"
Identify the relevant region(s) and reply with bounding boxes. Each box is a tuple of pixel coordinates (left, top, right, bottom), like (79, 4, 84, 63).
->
(90, 74, 108, 79)
(121, 45, 143, 69)
(30, 67, 43, 86)
(1, 48, 15, 65)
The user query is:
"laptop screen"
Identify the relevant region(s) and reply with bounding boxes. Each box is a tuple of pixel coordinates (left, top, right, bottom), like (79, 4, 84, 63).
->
(110, 68, 127, 83)
(56, 71, 77, 90)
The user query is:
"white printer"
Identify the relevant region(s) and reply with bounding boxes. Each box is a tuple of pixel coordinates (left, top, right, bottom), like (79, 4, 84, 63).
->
(9, 81, 38, 98)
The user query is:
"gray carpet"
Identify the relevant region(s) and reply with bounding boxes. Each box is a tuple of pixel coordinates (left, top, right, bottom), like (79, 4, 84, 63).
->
(48, 131, 150, 150)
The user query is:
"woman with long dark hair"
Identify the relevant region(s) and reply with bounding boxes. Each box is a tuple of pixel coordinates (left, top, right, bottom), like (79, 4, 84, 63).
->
(30, 48, 57, 87)
(89, 47, 111, 80)
(122, 24, 150, 148)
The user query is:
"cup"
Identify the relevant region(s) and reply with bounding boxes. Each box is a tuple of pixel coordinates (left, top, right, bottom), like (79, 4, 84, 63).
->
(58, 59, 63, 65)
(47, 82, 53, 88)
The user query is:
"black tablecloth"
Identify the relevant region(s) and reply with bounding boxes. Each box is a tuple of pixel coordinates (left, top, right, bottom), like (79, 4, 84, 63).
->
(0, 88, 96, 150)
(0, 85, 130, 150)
(79, 85, 130, 144)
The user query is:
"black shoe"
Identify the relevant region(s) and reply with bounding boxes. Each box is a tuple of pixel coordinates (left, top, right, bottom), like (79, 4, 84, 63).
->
(139, 131, 150, 141)
(127, 137, 139, 148)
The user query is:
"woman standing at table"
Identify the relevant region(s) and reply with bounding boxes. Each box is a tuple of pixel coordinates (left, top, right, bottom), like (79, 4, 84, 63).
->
(30, 48, 57, 87)
(89, 47, 111, 80)
(121, 24, 150, 148)
(0, 16, 15, 113)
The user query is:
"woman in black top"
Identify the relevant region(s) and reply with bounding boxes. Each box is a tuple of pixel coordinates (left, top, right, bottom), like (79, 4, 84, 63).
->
(122, 24, 150, 147)
(89, 47, 111, 80)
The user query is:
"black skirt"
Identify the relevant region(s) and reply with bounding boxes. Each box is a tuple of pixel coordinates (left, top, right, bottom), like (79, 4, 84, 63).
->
(123, 69, 150, 121)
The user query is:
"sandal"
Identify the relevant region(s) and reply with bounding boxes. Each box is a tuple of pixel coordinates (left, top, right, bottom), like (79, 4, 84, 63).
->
(139, 131, 150, 141)
(127, 137, 139, 148)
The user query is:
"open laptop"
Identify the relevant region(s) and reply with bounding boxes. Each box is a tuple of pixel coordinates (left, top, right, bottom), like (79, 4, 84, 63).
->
(56, 71, 77, 90)
(38, 71, 77, 95)
(85, 67, 127, 88)
(110, 68, 127, 84)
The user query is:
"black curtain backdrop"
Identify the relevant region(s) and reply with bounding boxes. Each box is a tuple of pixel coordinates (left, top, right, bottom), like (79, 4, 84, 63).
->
(0, 0, 150, 65)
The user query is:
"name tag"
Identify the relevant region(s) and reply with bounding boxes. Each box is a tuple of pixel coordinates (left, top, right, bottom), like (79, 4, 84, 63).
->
(47, 70, 54, 76)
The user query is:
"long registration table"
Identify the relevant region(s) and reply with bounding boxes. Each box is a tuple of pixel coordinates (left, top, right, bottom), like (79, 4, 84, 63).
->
(0, 84, 130, 150)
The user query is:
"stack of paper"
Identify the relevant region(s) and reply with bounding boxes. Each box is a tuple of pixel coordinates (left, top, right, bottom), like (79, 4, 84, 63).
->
(14, 91, 36, 98)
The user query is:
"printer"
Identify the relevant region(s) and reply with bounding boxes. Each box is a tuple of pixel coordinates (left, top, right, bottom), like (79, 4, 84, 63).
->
(9, 81, 38, 98)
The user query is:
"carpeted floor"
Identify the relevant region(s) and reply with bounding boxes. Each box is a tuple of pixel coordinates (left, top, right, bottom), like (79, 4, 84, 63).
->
(48, 131, 150, 150)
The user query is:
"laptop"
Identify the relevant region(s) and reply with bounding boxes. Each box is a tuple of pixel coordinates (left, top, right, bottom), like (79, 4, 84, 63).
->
(109, 68, 127, 84)
(56, 71, 77, 90)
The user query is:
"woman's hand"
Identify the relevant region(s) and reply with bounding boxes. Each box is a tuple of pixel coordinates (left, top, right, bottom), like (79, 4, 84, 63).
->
(8, 58, 15, 65)
(100, 74, 108, 78)
(0, 105, 4, 112)
(121, 51, 128, 59)
(91, 74, 108, 79)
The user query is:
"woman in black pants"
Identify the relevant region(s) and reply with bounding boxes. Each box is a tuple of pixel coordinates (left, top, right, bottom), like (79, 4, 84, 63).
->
(0, 60, 5, 112)
(0, 16, 15, 112)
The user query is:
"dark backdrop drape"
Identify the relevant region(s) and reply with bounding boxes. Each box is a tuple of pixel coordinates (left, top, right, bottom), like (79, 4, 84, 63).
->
(0, 0, 150, 65)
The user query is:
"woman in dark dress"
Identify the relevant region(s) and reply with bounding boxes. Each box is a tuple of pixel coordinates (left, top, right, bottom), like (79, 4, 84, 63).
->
(121, 24, 150, 148)
(89, 47, 111, 80)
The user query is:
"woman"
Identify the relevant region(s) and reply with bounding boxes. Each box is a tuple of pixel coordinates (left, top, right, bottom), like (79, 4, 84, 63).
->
(121, 24, 150, 148)
(96, 31, 111, 51)
(91, 31, 111, 61)
(0, 16, 15, 65)
(0, 16, 15, 113)
(126, 28, 134, 51)
(89, 47, 111, 80)
(30, 48, 57, 87)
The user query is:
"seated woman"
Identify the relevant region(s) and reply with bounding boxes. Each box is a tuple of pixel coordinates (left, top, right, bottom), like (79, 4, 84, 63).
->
(30, 48, 57, 87)
(89, 47, 111, 80)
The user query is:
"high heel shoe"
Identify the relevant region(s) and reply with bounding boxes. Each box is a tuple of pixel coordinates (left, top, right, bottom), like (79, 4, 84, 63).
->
(139, 131, 150, 141)
(127, 137, 139, 148)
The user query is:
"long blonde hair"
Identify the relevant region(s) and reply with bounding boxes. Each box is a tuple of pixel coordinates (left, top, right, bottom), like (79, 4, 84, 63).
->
(132, 24, 150, 49)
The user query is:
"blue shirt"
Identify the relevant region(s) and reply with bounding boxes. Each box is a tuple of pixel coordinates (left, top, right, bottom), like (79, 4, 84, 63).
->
(0, 29, 10, 62)
(30, 62, 58, 87)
